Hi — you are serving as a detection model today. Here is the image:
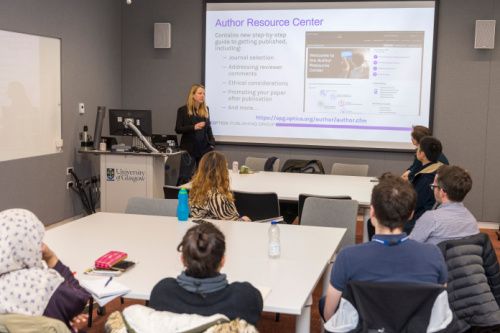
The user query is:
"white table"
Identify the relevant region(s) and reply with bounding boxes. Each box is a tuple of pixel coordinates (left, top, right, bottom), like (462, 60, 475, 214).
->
(229, 171, 375, 205)
(45, 213, 346, 333)
(229, 171, 376, 241)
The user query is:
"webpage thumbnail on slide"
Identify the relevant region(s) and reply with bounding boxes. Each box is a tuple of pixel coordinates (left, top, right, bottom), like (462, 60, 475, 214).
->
(304, 31, 425, 116)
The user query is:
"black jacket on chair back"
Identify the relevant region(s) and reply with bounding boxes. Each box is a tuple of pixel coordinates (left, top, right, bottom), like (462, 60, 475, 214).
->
(438, 233, 500, 331)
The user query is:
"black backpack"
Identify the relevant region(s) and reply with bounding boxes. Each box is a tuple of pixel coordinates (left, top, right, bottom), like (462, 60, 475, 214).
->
(281, 159, 325, 174)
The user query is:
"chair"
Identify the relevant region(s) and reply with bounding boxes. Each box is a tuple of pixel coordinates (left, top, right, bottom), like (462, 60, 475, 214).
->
(164, 185, 182, 199)
(300, 197, 358, 249)
(324, 281, 455, 333)
(331, 163, 369, 176)
(297, 194, 352, 224)
(244, 156, 280, 172)
(301, 197, 359, 299)
(125, 197, 177, 216)
(232, 190, 280, 221)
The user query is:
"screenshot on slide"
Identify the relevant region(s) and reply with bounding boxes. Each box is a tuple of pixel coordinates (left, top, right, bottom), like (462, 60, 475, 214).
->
(304, 31, 425, 117)
(205, 1, 436, 150)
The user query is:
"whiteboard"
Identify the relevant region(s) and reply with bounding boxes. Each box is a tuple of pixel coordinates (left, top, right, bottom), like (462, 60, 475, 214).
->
(0, 30, 62, 161)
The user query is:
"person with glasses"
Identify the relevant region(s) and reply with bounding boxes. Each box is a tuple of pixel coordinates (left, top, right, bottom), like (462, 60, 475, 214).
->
(368, 136, 444, 239)
(409, 165, 479, 244)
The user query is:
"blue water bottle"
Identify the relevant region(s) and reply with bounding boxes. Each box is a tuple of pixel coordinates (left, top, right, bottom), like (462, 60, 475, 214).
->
(177, 188, 189, 222)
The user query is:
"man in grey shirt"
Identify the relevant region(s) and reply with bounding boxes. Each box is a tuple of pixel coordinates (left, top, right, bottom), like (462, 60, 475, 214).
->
(410, 165, 479, 245)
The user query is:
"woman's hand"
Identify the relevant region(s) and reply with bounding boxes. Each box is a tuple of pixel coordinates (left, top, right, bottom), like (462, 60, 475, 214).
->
(70, 313, 89, 332)
(240, 216, 251, 222)
(41, 243, 59, 268)
(401, 170, 410, 181)
(194, 122, 206, 130)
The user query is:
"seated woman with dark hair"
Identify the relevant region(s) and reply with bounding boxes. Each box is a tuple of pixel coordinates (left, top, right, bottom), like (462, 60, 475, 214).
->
(0, 209, 90, 332)
(149, 222, 263, 325)
(189, 151, 250, 221)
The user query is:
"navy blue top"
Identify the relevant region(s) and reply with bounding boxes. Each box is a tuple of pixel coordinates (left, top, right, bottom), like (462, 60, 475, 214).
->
(407, 153, 449, 181)
(150, 278, 263, 325)
(406, 163, 438, 234)
(330, 233, 447, 292)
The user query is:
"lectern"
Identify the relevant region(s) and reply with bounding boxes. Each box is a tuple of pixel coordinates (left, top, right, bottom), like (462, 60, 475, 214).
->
(80, 150, 172, 212)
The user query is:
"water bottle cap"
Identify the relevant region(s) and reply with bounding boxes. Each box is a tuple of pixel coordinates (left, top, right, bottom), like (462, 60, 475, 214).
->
(271, 220, 278, 225)
(179, 188, 188, 194)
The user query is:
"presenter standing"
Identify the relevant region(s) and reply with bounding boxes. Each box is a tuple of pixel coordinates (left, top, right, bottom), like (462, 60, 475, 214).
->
(176, 84, 215, 183)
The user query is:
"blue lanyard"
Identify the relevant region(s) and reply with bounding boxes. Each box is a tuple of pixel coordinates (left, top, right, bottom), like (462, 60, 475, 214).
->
(372, 236, 409, 246)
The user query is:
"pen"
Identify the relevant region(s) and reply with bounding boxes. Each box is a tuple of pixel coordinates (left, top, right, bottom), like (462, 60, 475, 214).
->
(104, 276, 113, 287)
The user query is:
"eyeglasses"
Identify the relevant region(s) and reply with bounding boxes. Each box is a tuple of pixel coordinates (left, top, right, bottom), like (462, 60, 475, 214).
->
(429, 184, 440, 190)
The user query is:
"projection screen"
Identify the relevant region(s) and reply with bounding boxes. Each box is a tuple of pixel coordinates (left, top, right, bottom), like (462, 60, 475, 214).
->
(204, 1, 437, 150)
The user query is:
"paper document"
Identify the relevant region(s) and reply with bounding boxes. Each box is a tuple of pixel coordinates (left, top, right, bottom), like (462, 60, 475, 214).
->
(80, 278, 130, 299)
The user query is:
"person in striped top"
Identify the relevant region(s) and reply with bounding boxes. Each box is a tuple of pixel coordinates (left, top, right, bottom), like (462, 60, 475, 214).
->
(190, 151, 250, 221)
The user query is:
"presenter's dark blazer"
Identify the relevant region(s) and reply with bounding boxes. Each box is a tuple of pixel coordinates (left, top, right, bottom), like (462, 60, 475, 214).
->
(175, 105, 215, 157)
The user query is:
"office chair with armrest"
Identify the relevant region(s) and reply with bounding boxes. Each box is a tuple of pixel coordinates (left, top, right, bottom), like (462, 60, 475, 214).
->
(331, 163, 369, 177)
(232, 190, 280, 221)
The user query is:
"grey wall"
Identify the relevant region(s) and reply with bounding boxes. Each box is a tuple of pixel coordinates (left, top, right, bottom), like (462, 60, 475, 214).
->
(0, 0, 122, 224)
(122, 0, 204, 134)
(122, 0, 500, 222)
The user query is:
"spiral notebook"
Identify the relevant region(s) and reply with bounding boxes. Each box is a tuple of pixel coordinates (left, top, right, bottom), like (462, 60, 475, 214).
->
(80, 277, 130, 299)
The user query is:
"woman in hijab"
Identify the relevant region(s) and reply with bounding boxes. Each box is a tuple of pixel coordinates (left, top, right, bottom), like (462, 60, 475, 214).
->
(0, 209, 90, 332)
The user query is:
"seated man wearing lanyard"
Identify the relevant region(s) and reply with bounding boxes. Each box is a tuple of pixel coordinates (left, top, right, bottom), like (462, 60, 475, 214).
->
(321, 174, 447, 322)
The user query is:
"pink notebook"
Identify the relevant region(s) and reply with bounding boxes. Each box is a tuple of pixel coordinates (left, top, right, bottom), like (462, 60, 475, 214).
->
(95, 251, 127, 269)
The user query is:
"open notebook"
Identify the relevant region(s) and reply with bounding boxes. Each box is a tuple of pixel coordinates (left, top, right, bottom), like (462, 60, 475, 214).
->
(80, 277, 130, 306)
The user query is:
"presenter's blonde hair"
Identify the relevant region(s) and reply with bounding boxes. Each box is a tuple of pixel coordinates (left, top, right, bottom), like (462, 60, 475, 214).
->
(190, 151, 233, 206)
(186, 84, 209, 118)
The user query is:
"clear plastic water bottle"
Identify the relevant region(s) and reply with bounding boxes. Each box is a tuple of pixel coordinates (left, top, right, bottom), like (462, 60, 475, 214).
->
(268, 220, 281, 258)
(177, 188, 189, 222)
